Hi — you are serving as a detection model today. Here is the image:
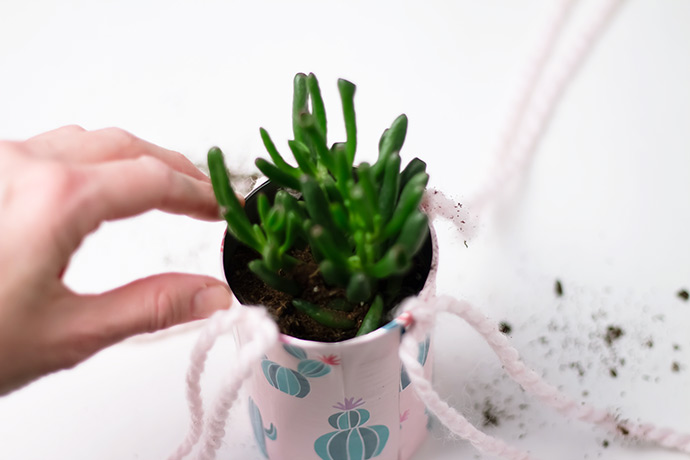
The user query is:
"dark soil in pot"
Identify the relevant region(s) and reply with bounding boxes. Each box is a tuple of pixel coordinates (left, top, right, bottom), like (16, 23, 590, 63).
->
(223, 180, 433, 342)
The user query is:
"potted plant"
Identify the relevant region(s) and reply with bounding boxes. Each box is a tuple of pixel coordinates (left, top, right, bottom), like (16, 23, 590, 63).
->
(209, 73, 434, 460)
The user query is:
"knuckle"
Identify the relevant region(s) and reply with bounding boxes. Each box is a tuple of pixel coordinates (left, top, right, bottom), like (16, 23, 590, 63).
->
(99, 127, 138, 150)
(25, 164, 82, 210)
(46, 166, 85, 206)
(58, 124, 86, 134)
(137, 155, 175, 185)
(147, 287, 182, 332)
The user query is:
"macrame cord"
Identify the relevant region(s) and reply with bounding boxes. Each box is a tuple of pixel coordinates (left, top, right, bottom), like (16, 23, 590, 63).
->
(168, 304, 279, 460)
(170, 0, 690, 458)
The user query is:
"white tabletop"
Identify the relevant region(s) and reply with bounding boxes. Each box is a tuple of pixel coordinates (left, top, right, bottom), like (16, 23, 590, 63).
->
(0, 1, 689, 459)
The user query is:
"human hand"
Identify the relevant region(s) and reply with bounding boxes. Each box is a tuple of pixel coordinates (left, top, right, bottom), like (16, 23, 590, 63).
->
(0, 126, 233, 395)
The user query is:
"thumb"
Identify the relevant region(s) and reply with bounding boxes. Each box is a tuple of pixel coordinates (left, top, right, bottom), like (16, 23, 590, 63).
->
(74, 273, 233, 345)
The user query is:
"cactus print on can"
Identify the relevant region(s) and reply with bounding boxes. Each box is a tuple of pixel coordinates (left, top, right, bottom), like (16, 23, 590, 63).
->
(261, 344, 337, 398)
(248, 397, 277, 458)
(314, 398, 389, 460)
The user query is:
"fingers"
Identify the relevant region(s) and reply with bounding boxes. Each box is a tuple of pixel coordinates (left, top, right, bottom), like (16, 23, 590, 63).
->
(24, 126, 210, 182)
(68, 274, 233, 347)
(68, 156, 221, 239)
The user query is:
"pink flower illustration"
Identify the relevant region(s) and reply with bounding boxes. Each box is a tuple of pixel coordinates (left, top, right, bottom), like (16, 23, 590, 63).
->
(333, 397, 365, 411)
(319, 354, 341, 366)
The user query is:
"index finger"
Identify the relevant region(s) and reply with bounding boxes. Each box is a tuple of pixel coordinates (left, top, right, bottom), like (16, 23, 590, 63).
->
(65, 156, 222, 249)
(24, 126, 210, 182)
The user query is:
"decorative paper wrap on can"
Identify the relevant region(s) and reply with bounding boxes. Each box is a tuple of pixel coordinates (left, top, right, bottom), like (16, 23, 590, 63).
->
(237, 320, 432, 460)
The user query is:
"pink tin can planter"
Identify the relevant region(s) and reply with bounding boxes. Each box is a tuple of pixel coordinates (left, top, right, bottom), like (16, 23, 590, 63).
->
(222, 180, 434, 460)
(235, 318, 432, 460)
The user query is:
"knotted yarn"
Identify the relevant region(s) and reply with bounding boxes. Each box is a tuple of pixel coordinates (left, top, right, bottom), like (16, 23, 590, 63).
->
(168, 304, 279, 460)
(398, 294, 690, 460)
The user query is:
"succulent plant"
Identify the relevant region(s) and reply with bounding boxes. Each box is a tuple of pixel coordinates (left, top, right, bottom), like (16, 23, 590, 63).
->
(208, 73, 429, 336)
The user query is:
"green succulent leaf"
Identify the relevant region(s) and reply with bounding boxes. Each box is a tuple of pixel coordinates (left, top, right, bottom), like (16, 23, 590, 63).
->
(262, 243, 282, 272)
(265, 206, 285, 235)
(292, 299, 356, 329)
(355, 162, 378, 215)
(257, 193, 270, 225)
(356, 295, 384, 336)
(255, 158, 301, 191)
(378, 152, 401, 222)
(292, 73, 309, 143)
(310, 225, 349, 270)
(299, 112, 336, 173)
(346, 272, 372, 304)
(373, 114, 407, 179)
(287, 139, 317, 177)
(329, 202, 350, 232)
(307, 73, 327, 138)
(399, 157, 427, 191)
(300, 175, 348, 249)
(208, 147, 262, 252)
(338, 78, 357, 164)
(248, 260, 300, 295)
(395, 211, 429, 257)
(331, 142, 353, 198)
(280, 210, 303, 253)
(350, 185, 375, 231)
(320, 259, 350, 287)
(260, 128, 298, 176)
(369, 244, 410, 278)
(383, 171, 429, 238)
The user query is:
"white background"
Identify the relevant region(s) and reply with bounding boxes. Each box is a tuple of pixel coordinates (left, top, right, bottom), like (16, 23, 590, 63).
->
(1, 1, 689, 459)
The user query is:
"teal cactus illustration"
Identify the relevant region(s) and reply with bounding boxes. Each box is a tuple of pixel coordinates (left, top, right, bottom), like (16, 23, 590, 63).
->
(248, 397, 277, 458)
(261, 344, 337, 398)
(314, 398, 389, 460)
(400, 335, 430, 390)
(261, 358, 311, 398)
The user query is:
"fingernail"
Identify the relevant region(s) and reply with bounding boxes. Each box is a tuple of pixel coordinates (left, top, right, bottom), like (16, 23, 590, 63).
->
(192, 285, 232, 319)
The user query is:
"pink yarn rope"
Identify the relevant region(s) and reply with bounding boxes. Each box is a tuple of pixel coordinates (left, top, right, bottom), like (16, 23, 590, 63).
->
(399, 296, 690, 458)
(492, 0, 576, 165)
(467, 0, 625, 214)
(168, 305, 279, 460)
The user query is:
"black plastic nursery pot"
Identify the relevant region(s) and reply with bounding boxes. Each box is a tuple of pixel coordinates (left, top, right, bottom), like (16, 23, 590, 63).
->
(221, 179, 434, 460)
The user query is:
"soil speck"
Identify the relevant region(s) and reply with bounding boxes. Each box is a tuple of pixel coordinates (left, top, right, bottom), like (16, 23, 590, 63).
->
(569, 362, 586, 376)
(609, 368, 618, 378)
(555, 280, 563, 297)
(672, 362, 680, 373)
(617, 424, 629, 436)
(602, 440, 609, 448)
(482, 400, 500, 427)
(678, 289, 689, 301)
(499, 322, 512, 335)
(604, 325, 624, 346)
